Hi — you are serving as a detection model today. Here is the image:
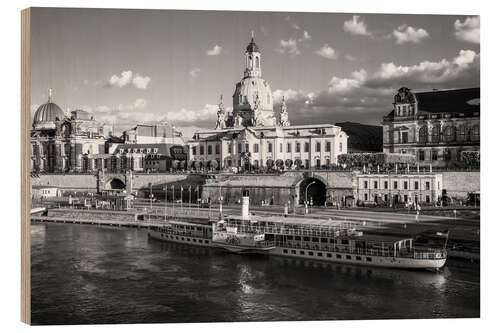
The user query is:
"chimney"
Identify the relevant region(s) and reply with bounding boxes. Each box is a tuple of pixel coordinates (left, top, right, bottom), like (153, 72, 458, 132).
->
(241, 189, 250, 219)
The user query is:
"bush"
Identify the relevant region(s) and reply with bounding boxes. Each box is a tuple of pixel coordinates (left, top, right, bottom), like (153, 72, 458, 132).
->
(461, 151, 480, 167)
(337, 152, 416, 168)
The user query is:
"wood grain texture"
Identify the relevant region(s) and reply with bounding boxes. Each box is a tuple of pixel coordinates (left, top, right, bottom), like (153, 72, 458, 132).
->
(21, 7, 31, 325)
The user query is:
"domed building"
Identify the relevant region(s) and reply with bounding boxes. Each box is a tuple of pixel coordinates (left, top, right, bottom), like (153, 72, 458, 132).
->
(231, 35, 275, 127)
(189, 34, 348, 174)
(30, 89, 111, 173)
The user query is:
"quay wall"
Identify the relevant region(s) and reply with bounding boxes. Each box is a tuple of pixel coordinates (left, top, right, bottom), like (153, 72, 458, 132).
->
(31, 174, 97, 192)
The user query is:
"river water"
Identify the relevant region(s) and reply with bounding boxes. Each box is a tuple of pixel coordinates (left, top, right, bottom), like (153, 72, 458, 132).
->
(30, 223, 480, 325)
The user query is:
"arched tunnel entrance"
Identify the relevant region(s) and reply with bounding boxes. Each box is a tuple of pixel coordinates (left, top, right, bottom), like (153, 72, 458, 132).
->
(108, 178, 126, 190)
(299, 177, 327, 206)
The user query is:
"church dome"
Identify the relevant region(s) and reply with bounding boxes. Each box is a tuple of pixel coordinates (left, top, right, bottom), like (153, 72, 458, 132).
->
(246, 37, 260, 53)
(233, 77, 273, 112)
(33, 102, 65, 130)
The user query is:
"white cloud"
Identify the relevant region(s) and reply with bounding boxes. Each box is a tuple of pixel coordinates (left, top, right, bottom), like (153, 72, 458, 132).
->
(343, 15, 372, 36)
(163, 104, 219, 125)
(299, 30, 311, 42)
(109, 70, 133, 88)
(134, 98, 148, 109)
(315, 44, 337, 59)
(206, 45, 222, 56)
(278, 38, 300, 56)
(189, 68, 201, 78)
(108, 71, 151, 89)
(392, 25, 429, 44)
(344, 54, 360, 62)
(132, 74, 151, 89)
(454, 16, 480, 44)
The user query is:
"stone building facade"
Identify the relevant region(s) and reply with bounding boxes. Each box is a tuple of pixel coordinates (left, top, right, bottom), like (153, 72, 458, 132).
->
(382, 87, 480, 167)
(30, 90, 110, 173)
(189, 35, 348, 170)
(355, 172, 443, 205)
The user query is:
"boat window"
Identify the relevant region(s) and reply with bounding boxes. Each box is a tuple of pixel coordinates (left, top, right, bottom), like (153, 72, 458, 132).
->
(283, 249, 288, 254)
(199, 240, 203, 243)
(176, 237, 179, 240)
(308, 251, 314, 256)
(205, 240, 209, 244)
(366, 257, 372, 262)
(336, 254, 342, 259)
(341, 239, 349, 245)
(356, 256, 362, 261)
(291, 250, 296, 254)
(181, 237, 184, 241)
(295, 236, 301, 241)
(303, 237, 310, 242)
(346, 255, 352, 260)
(312, 237, 319, 242)
(321, 238, 328, 243)
(317, 252, 323, 257)
(329, 239, 335, 243)
(300, 251, 305, 255)
(327, 253, 332, 258)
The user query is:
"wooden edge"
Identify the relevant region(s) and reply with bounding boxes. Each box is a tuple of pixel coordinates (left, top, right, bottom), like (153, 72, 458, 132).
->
(21, 7, 31, 325)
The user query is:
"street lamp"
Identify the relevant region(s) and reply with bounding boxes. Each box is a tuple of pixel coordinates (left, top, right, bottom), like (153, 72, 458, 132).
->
(305, 181, 316, 215)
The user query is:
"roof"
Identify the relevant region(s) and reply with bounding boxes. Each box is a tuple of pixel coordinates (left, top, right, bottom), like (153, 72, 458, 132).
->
(335, 122, 383, 153)
(33, 102, 65, 125)
(246, 37, 260, 53)
(416, 88, 480, 114)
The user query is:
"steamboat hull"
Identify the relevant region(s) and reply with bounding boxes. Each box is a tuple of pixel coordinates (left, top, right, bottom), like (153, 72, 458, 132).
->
(148, 230, 446, 270)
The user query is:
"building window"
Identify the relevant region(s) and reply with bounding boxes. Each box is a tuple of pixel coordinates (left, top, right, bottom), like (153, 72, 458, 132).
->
(419, 126, 428, 143)
(316, 159, 321, 168)
(326, 142, 331, 152)
(245, 143, 249, 153)
(444, 126, 456, 142)
(374, 181, 378, 189)
(268, 142, 273, 153)
(215, 144, 220, 154)
(287, 143, 291, 153)
(253, 144, 259, 153)
(384, 194, 388, 201)
(432, 150, 438, 161)
(426, 181, 430, 190)
(457, 125, 466, 141)
(384, 181, 388, 189)
(432, 126, 440, 142)
(364, 193, 368, 201)
(471, 125, 480, 141)
(280, 143, 283, 153)
(304, 142, 309, 152)
(364, 181, 368, 189)
(404, 181, 408, 190)
(394, 181, 398, 189)
(305, 159, 309, 169)
(419, 150, 425, 161)
(238, 143, 242, 153)
(296, 142, 301, 153)
(426, 195, 430, 203)
(326, 158, 330, 166)
(208, 145, 212, 155)
(228, 142, 232, 154)
(192, 146, 196, 155)
(401, 132, 408, 143)
(414, 181, 419, 190)
(404, 195, 408, 202)
(316, 142, 321, 152)
(339, 142, 342, 152)
(200, 146, 205, 155)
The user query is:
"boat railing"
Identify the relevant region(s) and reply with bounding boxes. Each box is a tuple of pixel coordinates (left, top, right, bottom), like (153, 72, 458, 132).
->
(274, 241, 446, 260)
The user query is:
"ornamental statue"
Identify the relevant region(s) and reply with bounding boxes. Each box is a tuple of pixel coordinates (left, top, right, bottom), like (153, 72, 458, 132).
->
(278, 96, 290, 127)
(252, 93, 265, 126)
(215, 95, 226, 130)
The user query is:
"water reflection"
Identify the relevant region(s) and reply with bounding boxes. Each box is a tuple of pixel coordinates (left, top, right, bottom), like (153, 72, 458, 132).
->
(30, 223, 479, 325)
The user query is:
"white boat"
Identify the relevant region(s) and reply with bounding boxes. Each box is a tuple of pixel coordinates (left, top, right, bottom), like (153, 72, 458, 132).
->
(211, 220, 275, 253)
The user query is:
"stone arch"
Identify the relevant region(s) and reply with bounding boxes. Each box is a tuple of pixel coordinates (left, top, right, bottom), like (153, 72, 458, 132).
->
(295, 175, 328, 206)
(107, 178, 126, 190)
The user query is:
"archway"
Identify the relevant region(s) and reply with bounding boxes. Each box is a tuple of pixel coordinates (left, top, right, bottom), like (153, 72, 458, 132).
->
(108, 178, 126, 190)
(299, 177, 327, 206)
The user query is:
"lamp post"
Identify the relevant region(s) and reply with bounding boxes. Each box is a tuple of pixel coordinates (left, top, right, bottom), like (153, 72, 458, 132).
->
(188, 185, 192, 214)
(305, 181, 316, 215)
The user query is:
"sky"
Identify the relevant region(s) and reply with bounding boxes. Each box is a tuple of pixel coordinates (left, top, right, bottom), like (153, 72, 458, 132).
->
(30, 8, 480, 138)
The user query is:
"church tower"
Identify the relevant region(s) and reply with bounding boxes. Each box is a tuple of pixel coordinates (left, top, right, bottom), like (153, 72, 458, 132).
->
(232, 32, 275, 127)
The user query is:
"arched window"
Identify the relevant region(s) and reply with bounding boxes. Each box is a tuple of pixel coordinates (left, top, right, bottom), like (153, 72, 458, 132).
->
(444, 126, 456, 142)
(457, 125, 466, 141)
(431, 126, 440, 143)
(471, 125, 480, 141)
(418, 126, 428, 143)
(256, 56, 260, 68)
(267, 94, 270, 104)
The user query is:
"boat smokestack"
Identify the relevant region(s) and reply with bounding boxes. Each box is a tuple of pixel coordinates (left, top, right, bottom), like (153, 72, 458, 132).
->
(242, 189, 250, 219)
